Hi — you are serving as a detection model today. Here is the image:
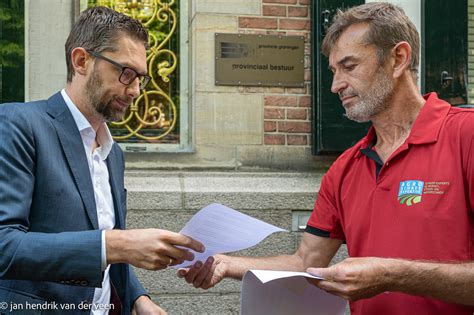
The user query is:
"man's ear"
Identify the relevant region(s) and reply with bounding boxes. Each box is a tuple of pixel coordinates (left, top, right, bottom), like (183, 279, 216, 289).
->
(70, 47, 92, 77)
(391, 41, 412, 79)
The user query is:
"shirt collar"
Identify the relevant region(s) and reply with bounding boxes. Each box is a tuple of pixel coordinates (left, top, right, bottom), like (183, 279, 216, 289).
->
(61, 89, 91, 133)
(359, 126, 376, 149)
(356, 92, 451, 158)
(61, 89, 113, 160)
(406, 92, 451, 145)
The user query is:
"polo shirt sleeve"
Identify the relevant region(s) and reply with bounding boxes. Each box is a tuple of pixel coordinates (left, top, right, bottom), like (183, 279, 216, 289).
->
(305, 168, 345, 240)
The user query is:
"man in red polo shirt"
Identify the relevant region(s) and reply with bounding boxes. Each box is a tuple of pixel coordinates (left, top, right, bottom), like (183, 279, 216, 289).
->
(178, 2, 474, 314)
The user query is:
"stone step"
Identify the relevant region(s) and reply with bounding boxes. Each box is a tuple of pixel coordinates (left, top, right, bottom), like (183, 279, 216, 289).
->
(125, 170, 324, 211)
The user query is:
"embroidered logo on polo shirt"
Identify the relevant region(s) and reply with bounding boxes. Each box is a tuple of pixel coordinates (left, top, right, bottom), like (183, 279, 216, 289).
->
(398, 180, 424, 206)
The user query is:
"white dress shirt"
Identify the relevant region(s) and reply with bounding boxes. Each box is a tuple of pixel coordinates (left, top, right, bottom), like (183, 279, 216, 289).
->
(61, 89, 115, 315)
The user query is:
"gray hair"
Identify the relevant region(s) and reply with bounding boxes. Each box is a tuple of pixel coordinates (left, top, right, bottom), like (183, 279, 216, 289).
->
(322, 2, 419, 79)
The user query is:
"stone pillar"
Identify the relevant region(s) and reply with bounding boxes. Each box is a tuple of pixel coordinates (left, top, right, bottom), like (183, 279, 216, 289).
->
(25, 0, 73, 101)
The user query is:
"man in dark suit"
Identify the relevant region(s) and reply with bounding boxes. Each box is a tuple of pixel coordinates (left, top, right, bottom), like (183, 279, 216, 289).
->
(0, 6, 203, 315)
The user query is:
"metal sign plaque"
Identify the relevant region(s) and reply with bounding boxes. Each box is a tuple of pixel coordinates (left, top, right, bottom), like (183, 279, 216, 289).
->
(215, 33, 305, 87)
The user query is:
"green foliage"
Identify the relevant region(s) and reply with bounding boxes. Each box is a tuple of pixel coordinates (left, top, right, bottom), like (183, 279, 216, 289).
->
(0, 43, 24, 67)
(0, 0, 25, 66)
(0, 0, 25, 102)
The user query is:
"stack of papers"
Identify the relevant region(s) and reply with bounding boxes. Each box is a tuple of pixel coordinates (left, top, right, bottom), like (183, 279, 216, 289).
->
(241, 270, 347, 315)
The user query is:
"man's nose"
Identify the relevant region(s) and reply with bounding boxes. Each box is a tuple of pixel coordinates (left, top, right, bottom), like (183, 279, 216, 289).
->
(127, 77, 141, 98)
(331, 72, 347, 94)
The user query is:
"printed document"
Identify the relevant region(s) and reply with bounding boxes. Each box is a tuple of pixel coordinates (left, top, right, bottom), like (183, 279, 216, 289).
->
(241, 270, 347, 315)
(173, 203, 286, 268)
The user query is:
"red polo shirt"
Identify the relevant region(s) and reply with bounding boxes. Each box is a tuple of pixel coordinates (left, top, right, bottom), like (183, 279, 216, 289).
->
(306, 93, 474, 315)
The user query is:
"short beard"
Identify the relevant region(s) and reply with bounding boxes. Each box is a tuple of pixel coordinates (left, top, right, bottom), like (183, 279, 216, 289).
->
(344, 67, 393, 123)
(85, 70, 125, 122)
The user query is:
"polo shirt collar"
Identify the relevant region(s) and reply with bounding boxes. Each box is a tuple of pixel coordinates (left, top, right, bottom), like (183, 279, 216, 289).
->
(359, 126, 376, 149)
(358, 92, 450, 153)
(406, 92, 451, 145)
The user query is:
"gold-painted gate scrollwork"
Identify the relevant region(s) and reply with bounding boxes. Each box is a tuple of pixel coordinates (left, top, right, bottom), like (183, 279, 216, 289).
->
(88, 0, 179, 143)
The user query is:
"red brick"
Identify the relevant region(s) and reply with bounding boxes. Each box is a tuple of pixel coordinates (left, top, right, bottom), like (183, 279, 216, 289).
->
(264, 134, 286, 145)
(287, 135, 308, 145)
(265, 108, 285, 119)
(299, 0, 310, 4)
(299, 95, 311, 107)
(239, 17, 277, 29)
(288, 6, 308, 17)
(287, 108, 307, 120)
(264, 121, 277, 132)
(304, 69, 311, 81)
(278, 121, 311, 133)
(263, 0, 297, 4)
(264, 95, 297, 106)
(279, 19, 310, 30)
(263, 5, 286, 17)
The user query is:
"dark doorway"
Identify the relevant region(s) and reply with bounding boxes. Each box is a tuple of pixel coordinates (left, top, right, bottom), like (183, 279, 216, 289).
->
(422, 0, 467, 105)
(312, 0, 369, 155)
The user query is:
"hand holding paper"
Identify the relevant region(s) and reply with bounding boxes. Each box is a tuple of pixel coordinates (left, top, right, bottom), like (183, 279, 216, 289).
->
(173, 203, 286, 269)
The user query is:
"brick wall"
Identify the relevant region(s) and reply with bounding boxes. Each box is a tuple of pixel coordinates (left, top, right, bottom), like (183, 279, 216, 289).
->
(238, 0, 312, 146)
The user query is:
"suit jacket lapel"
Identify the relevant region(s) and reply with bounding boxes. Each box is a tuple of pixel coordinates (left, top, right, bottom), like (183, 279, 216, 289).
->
(107, 150, 125, 229)
(47, 92, 99, 229)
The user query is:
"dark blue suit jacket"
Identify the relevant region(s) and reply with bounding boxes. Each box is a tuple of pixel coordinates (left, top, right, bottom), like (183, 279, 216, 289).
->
(0, 92, 147, 314)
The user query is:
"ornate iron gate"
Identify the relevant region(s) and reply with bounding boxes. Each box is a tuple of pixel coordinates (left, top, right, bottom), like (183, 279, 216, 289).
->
(87, 0, 180, 143)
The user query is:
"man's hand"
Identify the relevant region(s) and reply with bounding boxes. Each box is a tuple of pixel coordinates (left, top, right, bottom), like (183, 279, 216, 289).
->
(132, 296, 167, 315)
(306, 257, 394, 301)
(106, 229, 205, 270)
(177, 255, 228, 289)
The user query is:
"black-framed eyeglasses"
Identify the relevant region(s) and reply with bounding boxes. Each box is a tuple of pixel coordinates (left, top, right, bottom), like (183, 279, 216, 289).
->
(87, 50, 151, 90)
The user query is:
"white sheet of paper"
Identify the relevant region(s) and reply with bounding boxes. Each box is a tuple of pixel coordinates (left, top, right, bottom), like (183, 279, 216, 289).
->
(241, 270, 347, 315)
(173, 203, 286, 268)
